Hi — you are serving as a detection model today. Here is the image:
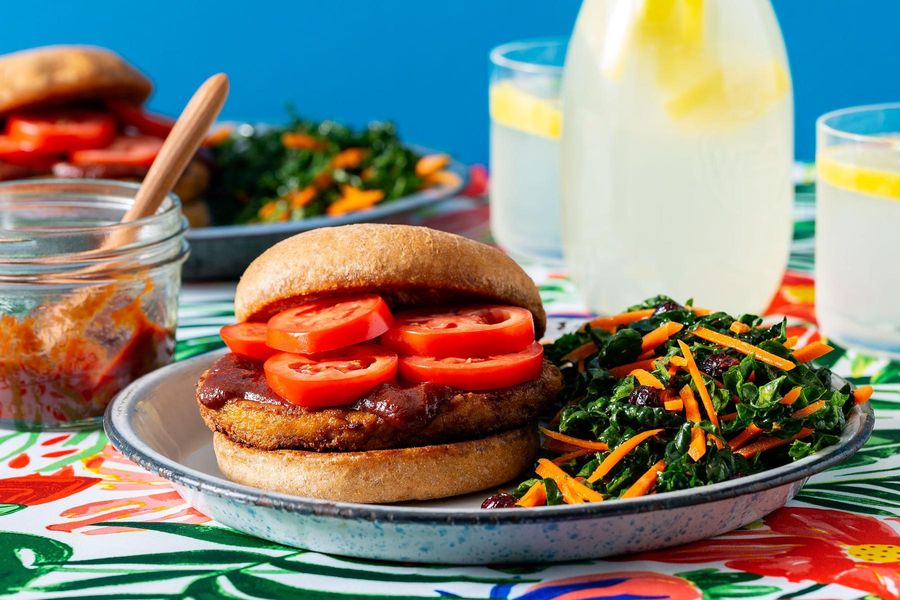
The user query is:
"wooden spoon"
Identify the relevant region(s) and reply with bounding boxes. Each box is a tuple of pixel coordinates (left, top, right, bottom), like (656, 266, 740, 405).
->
(122, 72, 229, 223)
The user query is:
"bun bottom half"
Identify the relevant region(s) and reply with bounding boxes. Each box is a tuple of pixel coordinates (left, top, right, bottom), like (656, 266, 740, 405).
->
(213, 426, 538, 504)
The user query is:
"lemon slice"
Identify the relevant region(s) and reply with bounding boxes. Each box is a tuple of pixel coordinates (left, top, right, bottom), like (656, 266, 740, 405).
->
(818, 147, 900, 201)
(489, 81, 562, 139)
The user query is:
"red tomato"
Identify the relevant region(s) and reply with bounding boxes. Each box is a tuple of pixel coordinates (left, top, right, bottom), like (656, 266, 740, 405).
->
(70, 135, 163, 167)
(380, 305, 534, 358)
(264, 345, 398, 407)
(220, 323, 279, 361)
(8, 109, 116, 153)
(0, 135, 58, 167)
(266, 295, 393, 354)
(398, 342, 545, 390)
(107, 100, 175, 138)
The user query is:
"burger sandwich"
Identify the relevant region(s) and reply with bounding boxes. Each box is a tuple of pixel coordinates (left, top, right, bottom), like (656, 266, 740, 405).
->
(197, 224, 563, 503)
(0, 45, 211, 226)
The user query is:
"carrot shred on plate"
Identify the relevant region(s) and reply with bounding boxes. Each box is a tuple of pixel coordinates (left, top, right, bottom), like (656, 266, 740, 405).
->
(692, 327, 796, 371)
(679, 384, 702, 423)
(719, 412, 738, 422)
(552, 448, 594, 465)
(728, 423, 764, 451)
(664, 398, 684, 412)
(542, 439, 579, 453)
(677, 340, 720, 429)
(587, 309, 655, 331)
(621, 459, 667, 498)
(609, 359, 657, 379)
(562, 342, 598, 363)
(687, 306, 712, 316)
(630, 369, 665, 389)
(587, 429, 664, 483)
(854, 385, 874, 405)
(780, 386, 803, 405)
(540, 427, 609, 451)
(792, 341, 834, 363)
(641, 322, 684, 353)
(669, 355, 688, 367)
(784, 335, 800, 349)
(415, 153, 450, 177)
(516, 481, 547, 507)
(729, 322, 751, 334)
(688, 426, 706, 461)
(792, 399, 826, 418)
(536, 458, 604, 502)
(735, 428, 814, 459)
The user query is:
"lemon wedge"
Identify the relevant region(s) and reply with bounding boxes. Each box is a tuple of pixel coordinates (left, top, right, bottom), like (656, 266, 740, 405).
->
(818, 148, 900, 201)
(489, 81, 562, 139)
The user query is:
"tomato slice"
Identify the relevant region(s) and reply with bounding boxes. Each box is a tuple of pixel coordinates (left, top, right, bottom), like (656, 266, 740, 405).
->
(70, 135, 163, 167)
(0, 135, 58, 167)
(266, 295, 393, 354)
(380, 305, 534, 358)
(264, 345, 398, 407)
(107, 100, 175, 138)
(220, 323, 279, 361)
(8, 109, 116, 153)
(398, 342, 544, 390)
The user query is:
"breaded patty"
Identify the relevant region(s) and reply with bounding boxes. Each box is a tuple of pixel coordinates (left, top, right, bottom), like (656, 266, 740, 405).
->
(196, 353, 562, 452)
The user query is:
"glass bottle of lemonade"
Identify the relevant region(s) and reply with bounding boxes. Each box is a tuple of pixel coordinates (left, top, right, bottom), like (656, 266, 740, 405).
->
(561, 0, 793, 315)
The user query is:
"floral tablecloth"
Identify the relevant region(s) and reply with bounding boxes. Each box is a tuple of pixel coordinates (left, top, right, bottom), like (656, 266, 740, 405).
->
(2, 184, 899, 600)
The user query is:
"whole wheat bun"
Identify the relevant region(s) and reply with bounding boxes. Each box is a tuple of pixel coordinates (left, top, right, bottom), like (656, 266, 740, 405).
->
(214, 426, 537, 503)
(0, 45, 152, 115)
(235, 224, 547, 338)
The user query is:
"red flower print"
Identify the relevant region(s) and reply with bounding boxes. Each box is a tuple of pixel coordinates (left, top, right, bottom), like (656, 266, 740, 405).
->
(509, 571, 701, 600)
(765, 271, 817, 324)
(630, 507, 900, 600)
(0, 466, 99, 515)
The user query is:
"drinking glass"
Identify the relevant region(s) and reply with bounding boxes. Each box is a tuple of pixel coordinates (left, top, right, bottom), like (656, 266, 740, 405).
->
(489, 38, 566, 262)
(816, 104, 900, 358)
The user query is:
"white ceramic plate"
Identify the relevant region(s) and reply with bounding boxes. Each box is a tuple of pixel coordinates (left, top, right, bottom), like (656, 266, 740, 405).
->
(104, 346, 873, 564)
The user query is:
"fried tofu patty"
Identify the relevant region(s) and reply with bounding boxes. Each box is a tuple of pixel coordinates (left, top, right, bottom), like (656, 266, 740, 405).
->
(196, 353, 562, 452)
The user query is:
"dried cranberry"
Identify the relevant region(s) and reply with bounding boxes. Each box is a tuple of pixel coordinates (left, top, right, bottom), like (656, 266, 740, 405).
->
(481, 492, 518, 509)
(699, 352, 740, 380)
(653, 301, 683, 316)
(628, 385, 663, 407)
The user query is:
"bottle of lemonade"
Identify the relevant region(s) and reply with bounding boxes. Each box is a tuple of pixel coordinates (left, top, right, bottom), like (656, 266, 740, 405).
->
(561, 0, 793, 315)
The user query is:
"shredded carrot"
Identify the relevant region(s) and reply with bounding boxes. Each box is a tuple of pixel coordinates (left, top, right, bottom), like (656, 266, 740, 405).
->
(331, 147, 368, 170)
(587, 429, 664, 483)
(792, 400, 826, 419)
(780, 386, 803, 405)
(719, 412, 737, 422)
(562, 342, 598, 364)
(692, 327, 795, 371)
(556, 477, 588, 504)
(542, 439, 579, 453)
(784, 335, 799, 349)
(792, 341, 834, 363)
(326, 186, 385, 217)
(587, 309, 655, 331)
(281, 132, 323, 150)
(609, 359, 657, 379)
(424, 169, 460, 188)
(536, 459, 604, 502)
(735, 428, 815, 458)
(669, 355, 688, 367)
(630, 369, 665, 389)
(285, 186, 317, 210)
(641, 322, 684, 353)
(552, 448, 594, 465)
(677, 340, 720, 429)
(516, 481, 547, 507)
(854, 385, 874, 405)
(687, 306, 712, 316)
(679, 384, 702, 423)
(203, 124, 233, 147)
(539, 427, 609, 452)
(664, 398, 684, 412)
(709, 433, 726, 450)
(688, 427, 707, 461)
(728, 424, 764, 451)
(729, 321, 751, 335)
(621, 459, 667, 498)
(638, 349, 655, 360)
(415, 153, 450, 177)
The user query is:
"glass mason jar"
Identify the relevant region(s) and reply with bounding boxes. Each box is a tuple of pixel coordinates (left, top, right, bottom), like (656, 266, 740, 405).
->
(0, 179, 189, 429)
(561, 0, 794, 315)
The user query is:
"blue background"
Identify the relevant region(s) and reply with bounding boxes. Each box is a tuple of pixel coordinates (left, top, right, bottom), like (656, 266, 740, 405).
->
(1, 1, 897, 164)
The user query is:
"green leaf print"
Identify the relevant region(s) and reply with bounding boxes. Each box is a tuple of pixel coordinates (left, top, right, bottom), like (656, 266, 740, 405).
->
(96, 521, 289, 549)
(0, 532, 73, 594)
(677, 569, 780, 598)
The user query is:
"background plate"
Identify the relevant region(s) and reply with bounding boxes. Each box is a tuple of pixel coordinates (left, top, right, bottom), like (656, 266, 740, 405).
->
(183, 146, 467, 280)
(105, 345, 873, 565)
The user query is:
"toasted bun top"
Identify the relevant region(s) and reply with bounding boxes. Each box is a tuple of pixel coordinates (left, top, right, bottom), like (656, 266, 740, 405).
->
(235, 224, 547, 338)
(0, 46, 152, 115)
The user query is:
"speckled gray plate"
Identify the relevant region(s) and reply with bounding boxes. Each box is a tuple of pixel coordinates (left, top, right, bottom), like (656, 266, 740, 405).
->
(183, 144, 467, 280)
(105, 347, 874, 564)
